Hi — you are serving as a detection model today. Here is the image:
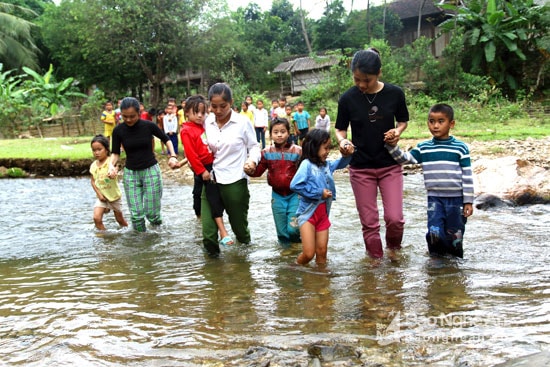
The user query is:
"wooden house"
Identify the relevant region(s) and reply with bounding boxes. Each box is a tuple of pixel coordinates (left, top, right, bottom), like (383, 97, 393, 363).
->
(162, 68, 207, 94)
(387, 0, 452, 57)
(273, 54, 339, 95)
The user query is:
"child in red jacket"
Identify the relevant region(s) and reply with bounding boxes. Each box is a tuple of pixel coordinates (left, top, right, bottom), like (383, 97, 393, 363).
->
(180, 95, 233, 247)
(244, 118, 302, 248)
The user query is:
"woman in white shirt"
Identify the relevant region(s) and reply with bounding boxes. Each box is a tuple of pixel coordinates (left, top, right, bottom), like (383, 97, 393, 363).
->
(202, 83, 261, 257)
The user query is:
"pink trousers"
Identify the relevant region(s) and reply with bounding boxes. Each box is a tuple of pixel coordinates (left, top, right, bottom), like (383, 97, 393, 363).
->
(349, 165, 404, 258)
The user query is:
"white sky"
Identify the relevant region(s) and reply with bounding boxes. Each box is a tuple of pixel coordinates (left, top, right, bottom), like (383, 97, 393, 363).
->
(51, 0, 382, 19)
(228, 0, 383, 20)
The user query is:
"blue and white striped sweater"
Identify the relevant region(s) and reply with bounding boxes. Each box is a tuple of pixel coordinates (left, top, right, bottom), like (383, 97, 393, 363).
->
(386, 136, 474, 203)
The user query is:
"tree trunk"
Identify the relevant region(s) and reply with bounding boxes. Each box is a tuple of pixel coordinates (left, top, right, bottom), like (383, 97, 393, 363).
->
(35, 123, 43, 139)
(151, 80, 161, 109)
(417, 0, 427, 40)
(299, 0, 312, 53)
(366, 0, 371, 43)
(382, 0, 387, 38)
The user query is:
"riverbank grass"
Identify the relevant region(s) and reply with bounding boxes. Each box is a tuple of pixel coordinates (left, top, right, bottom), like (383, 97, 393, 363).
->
(0, 137, 95, 160)
(0, 114, 547, 160)
(0, 167, 27, 178)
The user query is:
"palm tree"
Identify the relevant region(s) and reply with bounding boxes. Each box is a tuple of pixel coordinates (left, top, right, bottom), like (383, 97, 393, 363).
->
(0, 2, 39, 70)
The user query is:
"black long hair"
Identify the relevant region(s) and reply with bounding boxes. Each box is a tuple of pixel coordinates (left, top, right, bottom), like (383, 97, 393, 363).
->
(269, 117, 290, 136)
(351, 47, 382, 75)
(208, 82, 233, 103)
(184, 95, 207, 115)
(120, 96, 140, 113)
(299, 128, 330, 167)
(91, 134, 110, 155)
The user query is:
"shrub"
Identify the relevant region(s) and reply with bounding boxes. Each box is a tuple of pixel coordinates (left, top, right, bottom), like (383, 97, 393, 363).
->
(3, 167, 27, 178)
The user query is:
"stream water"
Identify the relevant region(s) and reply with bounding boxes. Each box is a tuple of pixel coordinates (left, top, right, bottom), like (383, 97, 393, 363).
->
(0, 175, 548, 366)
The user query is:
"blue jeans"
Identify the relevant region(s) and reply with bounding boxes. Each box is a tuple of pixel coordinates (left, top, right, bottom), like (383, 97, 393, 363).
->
(271, 191, 301, 247)
(168, 133, 179, 155)
(425, 196, 467, 258)
(255, 127, 266, 149)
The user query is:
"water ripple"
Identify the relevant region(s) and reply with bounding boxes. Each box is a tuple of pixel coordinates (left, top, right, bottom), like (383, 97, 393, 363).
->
(0, 177, 548, 366)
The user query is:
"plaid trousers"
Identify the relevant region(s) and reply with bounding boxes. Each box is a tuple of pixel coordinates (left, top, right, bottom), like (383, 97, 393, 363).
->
(123, 164, 163, 232)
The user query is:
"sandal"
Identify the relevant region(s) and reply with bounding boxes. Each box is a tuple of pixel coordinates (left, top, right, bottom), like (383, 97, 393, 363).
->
(219, 236, 234, 247)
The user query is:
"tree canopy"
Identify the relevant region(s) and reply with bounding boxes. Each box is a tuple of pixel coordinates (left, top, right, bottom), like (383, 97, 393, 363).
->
(0, 1, 41, 70)
(1, 0, 545, 106)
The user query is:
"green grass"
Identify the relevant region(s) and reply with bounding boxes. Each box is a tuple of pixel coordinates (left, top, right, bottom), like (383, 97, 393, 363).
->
(0, 137, 94, 160)
(404, 99, 549, 141)
(403, 116, 549, 142)
(0, 113, 548, 160)
(0, 137, 179, 160)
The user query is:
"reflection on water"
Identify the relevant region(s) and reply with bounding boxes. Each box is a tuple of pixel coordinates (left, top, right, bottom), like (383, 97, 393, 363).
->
(0, 176, 549, 366)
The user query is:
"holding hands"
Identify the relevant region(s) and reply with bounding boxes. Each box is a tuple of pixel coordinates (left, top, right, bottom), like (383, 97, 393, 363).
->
(107, 163, 118, 179)
(243, 159, 257, 175)
(338, 139, 355, 156)
(383, 128, 401, 146)
(201, 169, 212, 182)
(168, 156, 187, 169)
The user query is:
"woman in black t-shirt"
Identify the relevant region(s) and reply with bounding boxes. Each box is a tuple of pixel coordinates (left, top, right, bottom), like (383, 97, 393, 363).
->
(335, 48, 409, 259)
(108, 97, 179, 232)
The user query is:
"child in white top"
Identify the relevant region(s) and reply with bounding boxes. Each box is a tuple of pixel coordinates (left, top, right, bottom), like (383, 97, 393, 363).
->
(253, 99, 269, 149)
(163, 104, 179, 155)
(315, 107, 331, 132)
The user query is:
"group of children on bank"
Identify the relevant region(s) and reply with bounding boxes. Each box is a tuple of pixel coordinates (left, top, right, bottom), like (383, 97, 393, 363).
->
(93, 82, 473, 264)
(101, 95, 332, 157)
(238, 95, 332, 148)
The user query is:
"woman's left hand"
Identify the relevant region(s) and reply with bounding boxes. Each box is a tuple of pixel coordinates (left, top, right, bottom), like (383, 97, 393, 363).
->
(384, 128, 401, 146)
(168, 156, 180, 169)
(107, 164, 118, 179)
(338, 139, 355, 156)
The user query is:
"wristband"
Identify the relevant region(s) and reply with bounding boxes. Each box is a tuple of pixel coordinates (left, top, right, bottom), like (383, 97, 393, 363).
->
(169, 155, 177, 159)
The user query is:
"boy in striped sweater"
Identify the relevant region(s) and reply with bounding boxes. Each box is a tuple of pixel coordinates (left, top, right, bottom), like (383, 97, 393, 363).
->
(384, 103, 474, 258)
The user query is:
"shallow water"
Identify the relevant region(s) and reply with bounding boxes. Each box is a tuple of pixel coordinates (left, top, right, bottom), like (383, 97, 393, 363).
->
(0, 175, 548, 366)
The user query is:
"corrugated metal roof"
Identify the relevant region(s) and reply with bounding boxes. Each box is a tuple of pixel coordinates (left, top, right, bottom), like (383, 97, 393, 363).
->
(273, 55, 339, 73)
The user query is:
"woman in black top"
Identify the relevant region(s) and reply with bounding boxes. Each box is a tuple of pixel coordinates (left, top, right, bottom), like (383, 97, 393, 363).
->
(335, 48, 409, 259)
(108, 97, 179, 232)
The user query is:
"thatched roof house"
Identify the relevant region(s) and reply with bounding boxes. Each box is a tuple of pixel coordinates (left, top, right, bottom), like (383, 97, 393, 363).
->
(273, 55, 339, 95)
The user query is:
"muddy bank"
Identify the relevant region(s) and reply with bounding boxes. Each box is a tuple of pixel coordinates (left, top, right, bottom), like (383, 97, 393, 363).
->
(0, 156, 191, 179)
(1, 137, 548, 178)
(0, 158, 95, 177)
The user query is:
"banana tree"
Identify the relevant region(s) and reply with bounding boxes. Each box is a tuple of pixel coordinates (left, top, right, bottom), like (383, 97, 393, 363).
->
(440, 0, 548, 95)
(0, 63, 27, 137)
(23, 64, 85, 115)
(21, 64, 86, 137)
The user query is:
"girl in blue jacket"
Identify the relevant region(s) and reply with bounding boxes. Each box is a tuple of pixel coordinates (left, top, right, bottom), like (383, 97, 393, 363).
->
(290, 129, 353, 265)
